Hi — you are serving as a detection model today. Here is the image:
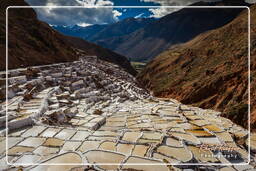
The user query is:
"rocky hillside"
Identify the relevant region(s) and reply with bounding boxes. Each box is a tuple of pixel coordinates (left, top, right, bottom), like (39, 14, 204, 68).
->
(0, 0, 136, 75)
(139, 5, 255, 130)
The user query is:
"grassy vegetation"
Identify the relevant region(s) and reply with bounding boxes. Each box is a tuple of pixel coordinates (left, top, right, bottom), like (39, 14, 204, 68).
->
(226, 103, 248, 117)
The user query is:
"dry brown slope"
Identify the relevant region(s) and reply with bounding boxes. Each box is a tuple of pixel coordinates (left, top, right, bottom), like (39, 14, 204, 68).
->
(139, 5, 256, 130)
(0, 0, 78, 70)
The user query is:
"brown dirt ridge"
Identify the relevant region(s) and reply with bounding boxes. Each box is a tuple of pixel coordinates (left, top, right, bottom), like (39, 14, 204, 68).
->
(138, 5, 256, 131)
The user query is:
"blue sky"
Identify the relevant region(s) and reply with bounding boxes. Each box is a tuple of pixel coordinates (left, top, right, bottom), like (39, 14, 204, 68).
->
(24, 0, 255, 26)
(111, 0, 160, 20)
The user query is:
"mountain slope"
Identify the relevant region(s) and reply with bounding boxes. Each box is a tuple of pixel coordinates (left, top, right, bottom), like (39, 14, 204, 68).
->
(0, 0, 136, 75)
(90, 17, 156, 42)
(52, 24, 108, 40)
(1, 0, 78, 70)
(52, 17, 156, 47)
(63, 35, 137, 75)
(138, 5, 255, 130)
(94, 0, 249, 61)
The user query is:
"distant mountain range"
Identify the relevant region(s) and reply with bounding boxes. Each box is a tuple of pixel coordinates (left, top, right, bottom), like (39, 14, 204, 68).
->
(52, 0, 249, 62)
(52, 17, 156, 42)
(138, 4, 255, 130)
(0, 0, 136, 75)
(52, 24, 108, 41)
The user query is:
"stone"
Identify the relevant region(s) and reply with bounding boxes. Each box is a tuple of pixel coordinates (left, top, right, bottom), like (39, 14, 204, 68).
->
(85, 150, 125, 170)
(142, 132, 162, 140)
(78, 141, 101, 153)
(83, 117, 106, 130)
(61, 141, 82, 152)
(197, 137, 221, 145)
(14, 154, 41, 164)
(171, 132, 201, 145)
(2, 137, 24, 154)
(219, 167, 237, 171)
(166, 137, 183, 147)
(233, 164, 254, 171)
(137, 138, 160, 144)
(157, 145, 193, 162)
(92, 131, 118, 137)
(189, 120, 209, 127)
(122, 132, 141, 142)
(154, 123, 174, 130)
(40, 128, 60, 138)
(132, 145, 149, 157)
(169, 127, 185, 133)
(203, 124, 224, 133)
(116, 143, 134, 155)
(99, 141, 116, 151)
(121, 156, 169, 171)
(9, 129, 27, 137)
(107, 117, 125, 122)
(71, 131, 90, 141)
(43, 138, 64, 147)
(18, 137, 45, 148)
(71, 80, 84, 90)
(45, 76, 52, 81)
(153, 153, 180, 164)
(105, 121, 125, 127)
(51, 72, 63, 78)
(30, 152, 82, 170)
(186, 130, 214, 137)
(54, 129, 76, 140)
(34, 146, 59, 156)
(8, 76, 27, 85)
(21, 126, 46, 137)
(185, 115, 202, 120)
(216, 132, 234, 142)
(8, 146, 34, 155)
(87, 136, 116, 141)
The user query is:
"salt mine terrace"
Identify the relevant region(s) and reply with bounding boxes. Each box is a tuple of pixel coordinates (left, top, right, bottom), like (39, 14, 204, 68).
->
(0, 56, 255, 170)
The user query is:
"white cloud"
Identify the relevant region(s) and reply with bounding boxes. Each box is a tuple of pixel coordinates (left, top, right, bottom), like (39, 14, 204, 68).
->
(25, 0, 119, 25)
(246, 0, 256, 3)
(113, 10, 122, 17)
(134, 13, 144, 18)
(140, 0, 217, 6)
(141, 0, 219, 18)
(96, 0, 114, 6)
(148, 8, 174, 18)
(77, 22, 93, 27)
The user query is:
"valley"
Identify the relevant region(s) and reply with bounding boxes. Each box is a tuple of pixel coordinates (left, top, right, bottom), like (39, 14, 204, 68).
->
(53, 0, 249, 62)
(0, 0, 255, 170)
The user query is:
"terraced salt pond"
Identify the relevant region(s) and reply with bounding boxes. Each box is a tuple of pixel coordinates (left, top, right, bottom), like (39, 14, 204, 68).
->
(0, 56, 255, 170)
